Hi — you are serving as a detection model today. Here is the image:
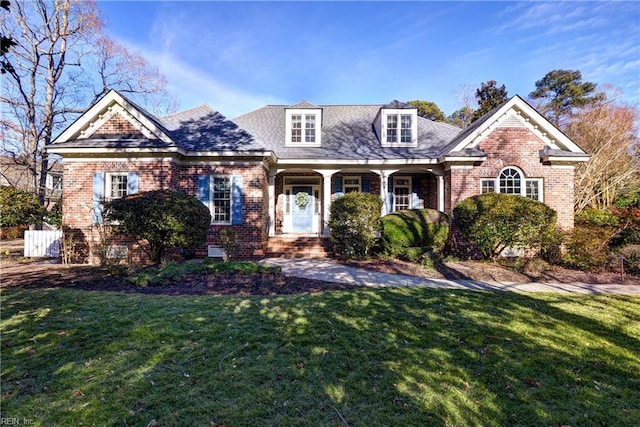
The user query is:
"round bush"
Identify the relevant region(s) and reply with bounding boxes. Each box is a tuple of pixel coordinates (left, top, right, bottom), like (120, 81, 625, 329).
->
(105, 190, 211, 264)
(380, 209, 449, 256)
(452, 193, 557, 260)
(328, 192, 383, 260)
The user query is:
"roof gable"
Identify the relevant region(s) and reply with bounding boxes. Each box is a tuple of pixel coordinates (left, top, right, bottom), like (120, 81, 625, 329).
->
(287, 101, 320, 109)
(442, 95, 587, 156)
(53, 90, 174, 145)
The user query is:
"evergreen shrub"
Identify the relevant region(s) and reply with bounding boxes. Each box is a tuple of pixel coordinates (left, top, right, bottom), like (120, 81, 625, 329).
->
(0, 185, 44, 229)
(328, 192, 383, 260)
(452, 193, 557, 260)
(380, 209, 449, 258)
(105, 190, 211, 264)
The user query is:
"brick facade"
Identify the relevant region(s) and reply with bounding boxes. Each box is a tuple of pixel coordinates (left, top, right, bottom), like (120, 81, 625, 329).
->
(445, 126, 576, 229)
(94, 113, 143, 136)
(52, 93, 585, 263)
(62, 158, 268, 263)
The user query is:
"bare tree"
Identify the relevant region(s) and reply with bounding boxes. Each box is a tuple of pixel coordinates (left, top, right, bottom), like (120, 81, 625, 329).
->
(566, 89, 640, 212)
(87, 35, 176, 115)
(0, 0, 173, 205)
(1, 0, 99, 204)
(447, 84, 477, 128)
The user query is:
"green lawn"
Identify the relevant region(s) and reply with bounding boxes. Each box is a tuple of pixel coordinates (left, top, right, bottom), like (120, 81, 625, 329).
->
(1, 286, 639, 426)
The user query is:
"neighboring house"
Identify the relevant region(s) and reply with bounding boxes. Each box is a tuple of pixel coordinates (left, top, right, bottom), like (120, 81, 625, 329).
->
(0, 155, 63, 207)
(48, 90, 589, 262)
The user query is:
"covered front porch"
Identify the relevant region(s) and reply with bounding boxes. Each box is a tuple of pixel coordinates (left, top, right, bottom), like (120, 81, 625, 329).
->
(266, 166, 446, 240)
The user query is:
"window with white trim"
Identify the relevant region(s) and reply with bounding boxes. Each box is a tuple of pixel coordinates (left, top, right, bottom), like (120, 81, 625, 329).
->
(211, 176, 232, 223)
(480, 167, 543, 202)
(400, 115, 412, 143)
(343, 176, 361, 193)
(286, 108, 322, 146)
(381, 108, 417, 146)
(106, 173, 128, 200)
(481, 179, 495, 194)
(499, 168, 521, 194)
(198, 174, 243, 225)
(393, 177, 411, 211)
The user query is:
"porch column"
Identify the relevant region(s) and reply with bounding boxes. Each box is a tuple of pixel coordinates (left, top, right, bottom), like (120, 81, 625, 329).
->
(437, 173, 445, 212)
(376, 169, 398, 215)
(314, 169, 340, 236)
(268, 170, 276, 237)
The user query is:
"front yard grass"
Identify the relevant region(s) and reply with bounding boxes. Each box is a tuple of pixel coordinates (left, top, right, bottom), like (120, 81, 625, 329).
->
(1, 286, 639, 426)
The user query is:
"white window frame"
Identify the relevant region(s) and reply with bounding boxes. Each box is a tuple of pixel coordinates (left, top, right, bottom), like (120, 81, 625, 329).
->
(209, 175, 233, 224)
(46, 173, 63, 191)
(524, 178, 543, 202)
(105, 172, 129, 201)
(393, 176, 412, 212)
(343, 176, 362, 193)
(285, 108, 322, 147)
(480, 167, 543, 202)
(381, 109, 417, 147)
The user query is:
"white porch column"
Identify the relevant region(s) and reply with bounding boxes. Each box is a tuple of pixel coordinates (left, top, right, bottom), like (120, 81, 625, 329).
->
(314, 169, 340, 236)
(437, 174, 445, 213)
(268, 170, 277, 237)
(376, 169, 398, 215)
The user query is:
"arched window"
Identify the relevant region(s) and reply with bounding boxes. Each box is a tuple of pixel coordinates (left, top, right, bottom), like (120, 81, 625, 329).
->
(481, 167, 543, 202)
(499, 168, 521, 194)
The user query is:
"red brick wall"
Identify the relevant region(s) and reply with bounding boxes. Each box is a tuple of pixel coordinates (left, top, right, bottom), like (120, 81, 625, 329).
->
(445, 126, 576, 229)
(93, 113, 143, 136)
(177, 163, 267, 259)
(62, 159, 268, 263)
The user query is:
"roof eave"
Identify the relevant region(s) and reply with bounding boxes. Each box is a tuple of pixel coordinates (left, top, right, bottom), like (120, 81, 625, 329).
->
(438, 155, 488, 163)
(542, 155, 590, 163)
(47, 145, 276, 160)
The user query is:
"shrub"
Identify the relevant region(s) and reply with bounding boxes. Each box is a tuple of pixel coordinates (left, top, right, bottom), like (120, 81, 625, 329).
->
(46, 199, 63, 228)
(618, 245, 640, 276)
(127, 260, 281, 286)
(452, 193, 557, 260)
(0, 186, 44, 229)
(328, 192, 383, 260)
(105, 190, 211, 264)
(380, 209, 449, 257)
(218, 228, 240, 261)
(563, 208, 623, 271)
(611, 205, 640, 246)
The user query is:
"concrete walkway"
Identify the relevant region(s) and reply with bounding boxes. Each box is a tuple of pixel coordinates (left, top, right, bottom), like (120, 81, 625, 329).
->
(261, 258, 640, 295)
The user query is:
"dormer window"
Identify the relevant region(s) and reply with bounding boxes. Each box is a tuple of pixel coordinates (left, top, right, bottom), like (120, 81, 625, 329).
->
(378, 105, 417, 147)
(291, 114, 317, 143)
(286, 103, 322, 147)
(386, 114, 413, 144)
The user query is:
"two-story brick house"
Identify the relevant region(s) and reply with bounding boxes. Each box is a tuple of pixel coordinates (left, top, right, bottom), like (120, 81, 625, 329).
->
(48, 90, 588, 262)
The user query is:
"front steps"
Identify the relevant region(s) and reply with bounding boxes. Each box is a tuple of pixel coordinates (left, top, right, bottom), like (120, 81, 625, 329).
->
(266, 235, 331, 258)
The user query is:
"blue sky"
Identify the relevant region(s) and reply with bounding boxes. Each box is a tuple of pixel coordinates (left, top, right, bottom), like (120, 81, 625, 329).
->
(98, 0, 640, 118)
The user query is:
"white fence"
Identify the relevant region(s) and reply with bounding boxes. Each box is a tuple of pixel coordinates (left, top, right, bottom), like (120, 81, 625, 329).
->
(24, 230, 63, 258)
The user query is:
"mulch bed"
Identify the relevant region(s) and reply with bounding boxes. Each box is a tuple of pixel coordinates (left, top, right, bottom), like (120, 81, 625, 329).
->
(2, 256, 638, 297)
(0, 261, 356, 296)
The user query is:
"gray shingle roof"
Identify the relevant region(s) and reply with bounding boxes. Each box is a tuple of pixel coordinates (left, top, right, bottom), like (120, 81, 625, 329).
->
(159, 105, 260, 151)
(51, 90, 465, 159)
(233, 104, 462, 160)
(287, 101, 320, 109)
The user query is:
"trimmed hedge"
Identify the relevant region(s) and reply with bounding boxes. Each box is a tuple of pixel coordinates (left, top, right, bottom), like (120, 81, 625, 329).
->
(380, 209, 449, 256)
(328, 192, 383, 260)
(452, 193, 557, 260)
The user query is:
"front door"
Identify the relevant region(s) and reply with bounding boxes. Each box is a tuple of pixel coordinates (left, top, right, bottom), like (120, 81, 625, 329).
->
(292, 186, 314, 232)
